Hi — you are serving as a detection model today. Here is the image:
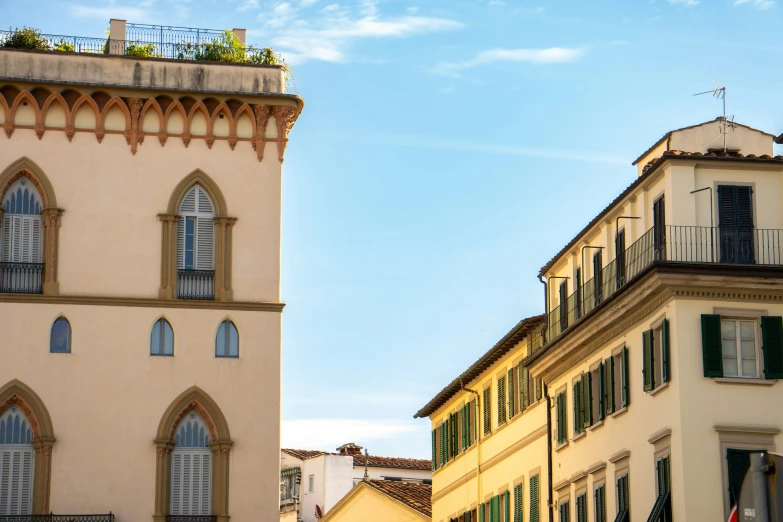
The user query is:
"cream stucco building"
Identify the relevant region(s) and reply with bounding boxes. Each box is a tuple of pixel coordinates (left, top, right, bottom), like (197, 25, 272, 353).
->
(0, 23, 302, 522)
(416, 119, 783, 522)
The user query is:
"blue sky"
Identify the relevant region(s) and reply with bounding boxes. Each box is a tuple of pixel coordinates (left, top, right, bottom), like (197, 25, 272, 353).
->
(6, 0, 783, 459)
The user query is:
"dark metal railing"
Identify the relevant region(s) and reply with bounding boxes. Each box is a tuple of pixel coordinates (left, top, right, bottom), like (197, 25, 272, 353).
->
(177, 269, 215, 300)
(166, 516, 216, 522)
(0, 29, 270, 62)
(0, 262, 44, 294)
(543, 225, 783, 348)
(0, 514, 114, 522)
(127, 23, 225, 46)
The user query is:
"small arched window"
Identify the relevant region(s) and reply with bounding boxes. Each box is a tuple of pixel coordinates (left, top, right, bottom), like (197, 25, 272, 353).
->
(151, 318, 174, 356)
(50, 317, 71, 353)
(215, 320, 239, 358)
(2, 177, 43, 264)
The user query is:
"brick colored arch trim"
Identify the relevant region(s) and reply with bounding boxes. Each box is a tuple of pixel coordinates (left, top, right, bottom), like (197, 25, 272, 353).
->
(153, 386, 233, 522)
(0, 157, 64, 295)
(160, 170, 236, 301)
(0, 379, 56, 513)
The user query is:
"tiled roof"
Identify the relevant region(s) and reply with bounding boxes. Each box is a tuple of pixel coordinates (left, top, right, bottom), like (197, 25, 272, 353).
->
(631, 117, 775, 166)
(537, 150, 783, 277)
(364, 479, 432, 517)
(281, 448, 332, 460)
(414, 314, 546, 419)
(353, 454, 432, 470)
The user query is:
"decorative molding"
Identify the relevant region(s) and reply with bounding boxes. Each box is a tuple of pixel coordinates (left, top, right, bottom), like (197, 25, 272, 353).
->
(570, 470, 587, 483)
(169, 400, 219, 441)
(479, 424, 547, 473)
(587, 461, 606, 474)
(554, 479, 570, 492)
(0, 86, 299, 162)
(608, 449, 630, 463)
(713, 424, 781, 434)
(647, 427, 672, 445)
(0, 394, 41, 438)
(0, 293, 285, 312)
(715, 377, 776, 386)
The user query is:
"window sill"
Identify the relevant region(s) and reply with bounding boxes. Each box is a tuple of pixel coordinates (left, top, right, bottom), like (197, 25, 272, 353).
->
(572, 432, 586, 443)
(609, 407, 628, 419)
(648, 382, 670, 397)
(555, 441, 569, 453)
(715, 377, 776, 386)
(589, 420, 604, 432)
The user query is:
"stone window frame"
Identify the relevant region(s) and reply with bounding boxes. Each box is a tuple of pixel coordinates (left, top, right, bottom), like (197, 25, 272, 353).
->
(0, 157, 64, 295)
(159, 170, 237, 302)
(713, 424, 779, 520)
(609, 449, 630, 515)
(648, 428, 672, 497)
(154, 386, 233, 522)
(712, 307, 769, 383)
(0, 379, 56, 514)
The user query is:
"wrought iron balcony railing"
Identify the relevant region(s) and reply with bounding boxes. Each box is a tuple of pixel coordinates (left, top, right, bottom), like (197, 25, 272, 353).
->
(544, 226, 783, 347)
(177, 269, 215, 300)
(166, 516, 217, 522)
(0, 514, 114, 522)
(0, 262, 44, 294)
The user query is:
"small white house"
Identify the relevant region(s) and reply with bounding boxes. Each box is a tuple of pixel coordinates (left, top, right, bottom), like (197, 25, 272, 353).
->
(280, 443, 432, 522)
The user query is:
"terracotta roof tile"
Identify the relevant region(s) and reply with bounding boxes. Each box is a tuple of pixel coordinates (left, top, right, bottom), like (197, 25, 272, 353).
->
(281, 448, 333, 460)
(364, 479, 432, 517)
(353, 454, 432, 470)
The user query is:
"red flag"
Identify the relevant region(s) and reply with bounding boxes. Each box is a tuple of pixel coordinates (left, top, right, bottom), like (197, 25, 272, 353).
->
(727, 505, 737, 522)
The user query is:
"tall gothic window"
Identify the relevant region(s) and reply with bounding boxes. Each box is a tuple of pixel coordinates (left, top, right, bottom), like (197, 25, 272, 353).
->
(171, 411, 212, 516)
(2, 178, 42, 264)
(0, 407, 34, 515)
(177, 184, 215, 300)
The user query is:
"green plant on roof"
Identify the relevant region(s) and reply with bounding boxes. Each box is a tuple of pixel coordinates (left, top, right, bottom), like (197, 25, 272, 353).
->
(53, 39, 75, 52)
(3, 27, 51, 51)
(125, 42, 156, 57)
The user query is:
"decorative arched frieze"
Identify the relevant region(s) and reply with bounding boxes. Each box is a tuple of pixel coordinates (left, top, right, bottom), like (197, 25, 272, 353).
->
(154, 386, 232, 522)
(0, 157, 64, 295)
(158, 170, 236, 301)
(0, 379, 56, 513)
(273, 105, 297, 163)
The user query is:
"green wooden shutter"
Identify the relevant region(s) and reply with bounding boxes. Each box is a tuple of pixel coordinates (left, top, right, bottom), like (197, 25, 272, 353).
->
(508, 369, 516, 418)
(642, 329, 654, 391)
(621, 346, 629, 407)
(556, 392, 565, 444)
(701, 314, 724, 377)
(452, 413, 458, 457)
(530, 475, 540, 522)
(504, 490, 510, 522)
(535, 377, 543, 401)
(661, 318, 670, 383)
(480, 503, 485, 522)
(462, 404, 469, 450)
(520, 364, 529, 409)
(483, 387, 492, 435)
(577, 493, 587, 522)
(514, 484, 523, 522)
(572, 382, 579, 435)
(583, 372, 592, 427)
(594, 485, 605, 522)
(473, 400, 478, 442)
(498, 377, 507, 425)
(597, 363, 605, 420)
(727, 449, 753, 508)
(607, 357, 615, 414)
(761, 316, 783, 379)
(442, 421, 448, 464)
(431, 429, 437, 470)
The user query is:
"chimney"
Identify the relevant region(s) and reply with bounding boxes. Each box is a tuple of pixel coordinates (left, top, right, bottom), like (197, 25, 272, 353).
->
(336, 442, 363, 457)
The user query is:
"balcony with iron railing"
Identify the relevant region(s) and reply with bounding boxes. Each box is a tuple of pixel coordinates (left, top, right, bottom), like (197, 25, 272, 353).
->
(0, 514, 114, 522)
(0, 262, 44, 294)
(544, 225, 783, 347)
(177, 270, 215, 300)
(165, 517, 216, 522)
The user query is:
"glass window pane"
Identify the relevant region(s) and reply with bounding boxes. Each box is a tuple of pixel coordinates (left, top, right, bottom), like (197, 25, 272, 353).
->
(229, 322, 238, 357)
(723, 358, 739, 377)
(216, 322, 226, 356)
(50, 318, 70, 353)
(185, 217, 195, 269)
(740, 321, 755, 341)
(163, 321, 174, 355)
(742, 359, 758, 378)
(151, 321, 161, 355)
(740, 340, 756, 358)
(721, 320, 737, 339)
(722, 338, 737, 358)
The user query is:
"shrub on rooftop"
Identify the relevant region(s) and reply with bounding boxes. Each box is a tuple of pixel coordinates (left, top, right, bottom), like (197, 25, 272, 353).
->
(3, 27, 51, 51)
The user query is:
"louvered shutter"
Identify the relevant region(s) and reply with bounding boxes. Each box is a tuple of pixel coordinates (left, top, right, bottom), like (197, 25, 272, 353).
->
(727, 449, 753, 508)
(0, 448, 34, 516)
(701, 314, 724, 377)
(535, 377, 542, 401)
(653, 197, 666, 257)
(177, 218, 186, 269)
(497, 377, 506, 425)
(200, 453, 211, 514)
(595, 485, 606, 522)
(463, 404, 469, 449)
(431, 430, 437, 470)
(504, 491, 510, 522)
(556, 393, 564, 444)
(196, 217, 214, 270)
(621, 347, 629, 408)
(597, 363, 605, 420)
(661, 319, 670, 383)
(19, 450, 32, 516)
(483, 388, 491, 435)
(171, 453, 182, 515)
(1, 215, 11, 262)
(582, 373, 592, 427)
(520, 365, 529, 409)
(30, 219, 40, 263)
(642, 330, 654, 391)
(480, 503, 485, 522)
(761, 316, 783, 379)
(11, 218, 21, 263)
(473, 400, 478, 442)
(508, 369, 516, 418)
(513, 484, 523, 522)
(573, 381, 581, 434)
(530, 475, 540, 522)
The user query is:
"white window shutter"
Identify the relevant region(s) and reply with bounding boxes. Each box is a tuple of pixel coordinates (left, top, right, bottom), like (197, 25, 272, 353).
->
(11, 217, 22, 263)
(196, 218, 214, 270)
(196, 186, 214, 214)
(171, 453, 182, 515)
(0, 449, 10, 514)
(1, 215, 10, 263)
(9, 449, 20, 514)
(20, 219, 31, 263)
(20, 450, 32, 515)
(201, 453, 211, 515)
(30, 218, 41, 263)
(179, 187, 197, 214)
(177, 217, 185, 269)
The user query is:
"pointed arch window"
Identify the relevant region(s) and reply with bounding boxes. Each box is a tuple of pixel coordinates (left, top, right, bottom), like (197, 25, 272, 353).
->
(215, 320, 239, 358)
(176, 184, 215, 300)
(49, 317, 71, 353)
(151, 319, 174, 356)
(0, 407, 34, 515)
(171, 411, 212, 517)
(1, 177, 44, 295)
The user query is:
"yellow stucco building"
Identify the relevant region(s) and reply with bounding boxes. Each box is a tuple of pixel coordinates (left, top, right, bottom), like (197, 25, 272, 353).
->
(416, 119, 783, 522)
(0, 22, 302, 522)
(319, 479, 432, 522)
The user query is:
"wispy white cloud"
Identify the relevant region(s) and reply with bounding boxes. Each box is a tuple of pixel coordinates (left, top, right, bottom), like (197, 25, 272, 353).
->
(237, 0, 259, 11)
(432, 47, 586, 79)
(406, 6, 419, 14)
(733, 0, 775, 9)
(488, 0, 506, 6)
(282, 418, 419, 450)
(71, 0, 154, 21)
(667, 0, 699, 6)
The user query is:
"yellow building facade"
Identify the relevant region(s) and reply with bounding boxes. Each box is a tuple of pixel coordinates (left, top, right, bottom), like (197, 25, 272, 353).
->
(0, 26, 301, 522)
(319, 479, 432, 522)
(417, 119, 783, 522)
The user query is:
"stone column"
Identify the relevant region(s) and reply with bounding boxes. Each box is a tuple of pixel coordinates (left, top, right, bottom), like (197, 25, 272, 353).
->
(211, 441, 232, 522)
(41, 208, 63, 296)
(154, 439, 175, 522)
(108, 19, 126, 56)
(232, 28, 246, 46)
(158, 214, 179, 299)
(214, 217, 237, 302)
(31, 437, 55, 514)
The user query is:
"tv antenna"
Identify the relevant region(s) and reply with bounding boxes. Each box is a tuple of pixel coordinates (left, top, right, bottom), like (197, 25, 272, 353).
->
(694, 81, 735, 152)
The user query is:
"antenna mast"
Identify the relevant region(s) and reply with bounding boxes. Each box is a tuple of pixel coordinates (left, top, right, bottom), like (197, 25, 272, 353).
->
(694, 81, 732, 152)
